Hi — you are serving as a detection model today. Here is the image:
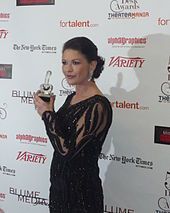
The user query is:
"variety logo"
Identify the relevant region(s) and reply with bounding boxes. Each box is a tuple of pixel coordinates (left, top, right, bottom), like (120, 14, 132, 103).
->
(0, 29, 8, 39)
(59, 20, 99, 28)
(16, 151, 47, 164)
(111, 100, 149, 110)
(0, 165, 16, 176)
(0, 13, 10, 22)
(17, 0, 55, 6)
(12, 90, 34, 104)
(99, 153, 153, 170)
(104, 204, 135, 213)
(9, 187, 48, 206)
(155, 171, 170, 212)
(59, 78, 75, 96)
(108, 36, 147, 48)
(108, 0, 149, 20)
(16, 134, 47, 146)
(158, 17, 170, 26)
(0, 192, 6, 202)
(0, 64, 12, 79)
(13, 44, 57, 53)
(154, 126, 170, 145)
(158, 56, 170, 103)
(108, 56, 145, 68)
(0, 103, 7, 120)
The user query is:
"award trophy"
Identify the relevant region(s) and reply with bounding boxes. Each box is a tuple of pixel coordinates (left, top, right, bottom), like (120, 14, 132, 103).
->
(38, 70, 53, 102)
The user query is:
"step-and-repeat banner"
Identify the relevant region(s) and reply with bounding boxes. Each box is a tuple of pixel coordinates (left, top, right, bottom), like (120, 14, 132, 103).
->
(1, 0, 170, 212)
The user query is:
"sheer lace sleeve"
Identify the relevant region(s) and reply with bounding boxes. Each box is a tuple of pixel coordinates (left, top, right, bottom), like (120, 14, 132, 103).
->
(42, 97, 112, 156)
(75, 100, 112, 147)
(42, 110, 69, 155)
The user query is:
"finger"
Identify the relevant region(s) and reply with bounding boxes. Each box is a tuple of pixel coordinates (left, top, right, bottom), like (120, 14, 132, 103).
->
(34, 94, 42, 103)
(35, 90, 41, 95)
(49, 95, 55, 107)
(51, 95, 55, 103)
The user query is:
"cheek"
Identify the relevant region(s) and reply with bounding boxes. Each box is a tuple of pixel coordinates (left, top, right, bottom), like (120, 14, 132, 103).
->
(78, 66, 89, 76)
(77, 69, 88, 79)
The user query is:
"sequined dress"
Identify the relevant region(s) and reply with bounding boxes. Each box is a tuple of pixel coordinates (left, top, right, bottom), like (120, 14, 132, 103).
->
(42, 92, 113, 213)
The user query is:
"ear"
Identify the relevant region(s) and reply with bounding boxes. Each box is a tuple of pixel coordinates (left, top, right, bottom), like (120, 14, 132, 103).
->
(90, 60, 97, 72)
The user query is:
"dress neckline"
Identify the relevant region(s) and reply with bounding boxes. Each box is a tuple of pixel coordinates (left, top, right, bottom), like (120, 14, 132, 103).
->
(68, 92, 106, 107)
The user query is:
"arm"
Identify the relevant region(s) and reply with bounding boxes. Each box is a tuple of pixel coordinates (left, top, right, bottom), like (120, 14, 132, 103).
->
(42, 110, 69, 155)
(42, 98, 113, 156)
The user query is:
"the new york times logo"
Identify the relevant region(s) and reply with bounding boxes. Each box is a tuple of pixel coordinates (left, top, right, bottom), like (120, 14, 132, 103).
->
(0, 165, 16, 176)
(9, 187, 48, 206)
(13, 44, 56, 53)
(99, 153, 153, 169)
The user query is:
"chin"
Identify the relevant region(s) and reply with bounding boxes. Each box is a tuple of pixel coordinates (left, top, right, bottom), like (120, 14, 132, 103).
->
(66, 80, 76, 86)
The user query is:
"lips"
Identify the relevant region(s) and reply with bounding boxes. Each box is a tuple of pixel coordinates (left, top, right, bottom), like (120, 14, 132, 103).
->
(66, 75, 75, 79)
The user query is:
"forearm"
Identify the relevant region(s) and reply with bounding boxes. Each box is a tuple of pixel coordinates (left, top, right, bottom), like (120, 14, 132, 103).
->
(42, 111, 65, 138)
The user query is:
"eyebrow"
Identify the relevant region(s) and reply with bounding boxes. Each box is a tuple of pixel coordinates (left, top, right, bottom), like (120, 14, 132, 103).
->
(62, 58, 82, 61)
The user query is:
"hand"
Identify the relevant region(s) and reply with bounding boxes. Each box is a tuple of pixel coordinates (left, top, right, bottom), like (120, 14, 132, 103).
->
(33, 91, 56, 117)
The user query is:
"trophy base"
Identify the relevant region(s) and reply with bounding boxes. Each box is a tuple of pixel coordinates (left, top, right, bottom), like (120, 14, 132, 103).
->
(38, 95, 50, 102)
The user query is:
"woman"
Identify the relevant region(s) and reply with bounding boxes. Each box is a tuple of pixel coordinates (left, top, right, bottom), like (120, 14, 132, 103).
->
(34, 36, 113, 213)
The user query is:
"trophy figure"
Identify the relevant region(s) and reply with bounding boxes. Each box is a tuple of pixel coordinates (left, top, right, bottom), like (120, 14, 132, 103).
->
(38, 70, 53, 102)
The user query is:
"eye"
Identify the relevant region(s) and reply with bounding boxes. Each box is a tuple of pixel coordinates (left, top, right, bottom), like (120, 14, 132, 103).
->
(72, 60, 80, 65)
(62, 60, 67, 65)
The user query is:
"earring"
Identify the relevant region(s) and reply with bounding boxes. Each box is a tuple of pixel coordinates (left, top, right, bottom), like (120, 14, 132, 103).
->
(88, 70, 93, 81)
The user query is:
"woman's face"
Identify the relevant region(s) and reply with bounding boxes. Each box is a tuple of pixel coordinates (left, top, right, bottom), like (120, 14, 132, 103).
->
(62, 49, 95, 86)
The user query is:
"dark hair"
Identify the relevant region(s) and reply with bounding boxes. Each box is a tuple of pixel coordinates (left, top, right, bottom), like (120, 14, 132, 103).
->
(62, 36, 105, 80)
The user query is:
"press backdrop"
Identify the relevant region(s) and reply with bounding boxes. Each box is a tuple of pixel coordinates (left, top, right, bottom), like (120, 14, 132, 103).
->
(0, 1, 170, 213)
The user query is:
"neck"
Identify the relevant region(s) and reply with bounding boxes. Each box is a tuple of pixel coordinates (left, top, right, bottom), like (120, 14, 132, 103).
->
(75, 81, 96, 97)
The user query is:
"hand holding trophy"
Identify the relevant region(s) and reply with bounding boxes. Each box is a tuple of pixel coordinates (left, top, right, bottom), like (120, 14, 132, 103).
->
(38, 70, 54, 102)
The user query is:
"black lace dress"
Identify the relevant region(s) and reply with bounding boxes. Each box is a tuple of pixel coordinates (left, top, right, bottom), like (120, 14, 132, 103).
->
(42, 92, 113, 213)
